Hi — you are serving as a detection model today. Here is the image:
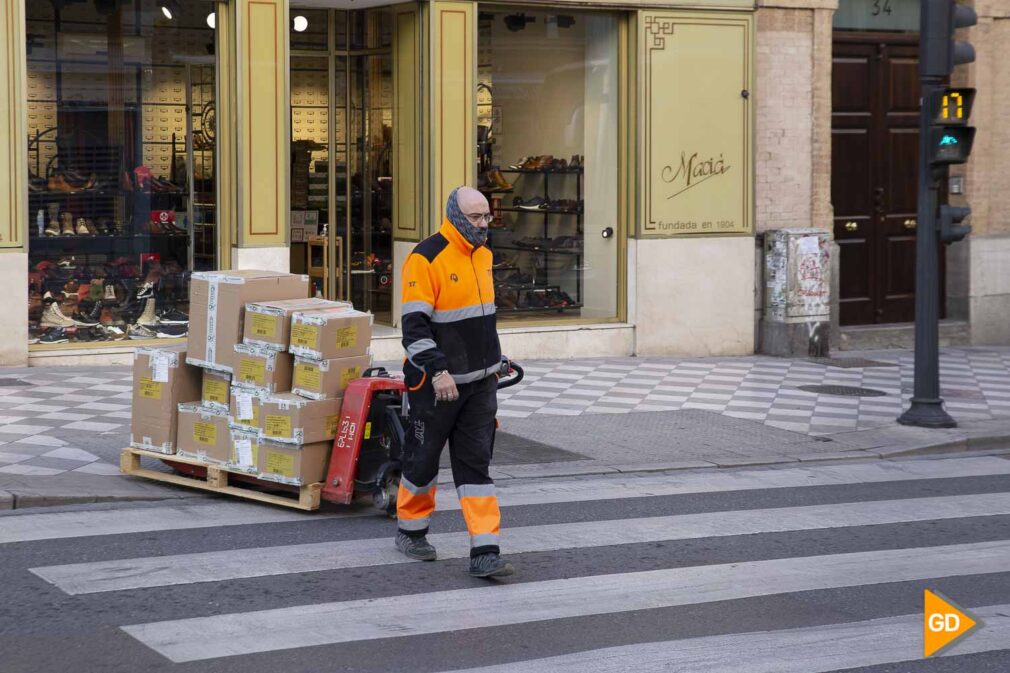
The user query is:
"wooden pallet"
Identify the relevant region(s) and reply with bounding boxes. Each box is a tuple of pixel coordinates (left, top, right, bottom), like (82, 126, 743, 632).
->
(120, 447, 323, 511)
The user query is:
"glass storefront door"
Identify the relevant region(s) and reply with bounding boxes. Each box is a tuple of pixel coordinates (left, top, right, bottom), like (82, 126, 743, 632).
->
(290, 8, 394, 325)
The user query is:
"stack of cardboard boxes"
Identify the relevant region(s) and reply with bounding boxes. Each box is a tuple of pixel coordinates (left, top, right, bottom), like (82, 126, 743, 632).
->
(130, 269, 375, 490)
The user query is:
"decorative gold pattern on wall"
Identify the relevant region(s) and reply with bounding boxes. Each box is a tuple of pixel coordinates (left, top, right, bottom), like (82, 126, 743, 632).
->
(639, 11, 753, 238)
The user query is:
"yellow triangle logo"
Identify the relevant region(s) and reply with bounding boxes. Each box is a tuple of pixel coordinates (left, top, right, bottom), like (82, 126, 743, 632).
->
(924, 589, 979, 658)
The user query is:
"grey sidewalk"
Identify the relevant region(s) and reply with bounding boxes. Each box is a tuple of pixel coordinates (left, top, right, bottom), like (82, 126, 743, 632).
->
(0, 347, 1008, 508)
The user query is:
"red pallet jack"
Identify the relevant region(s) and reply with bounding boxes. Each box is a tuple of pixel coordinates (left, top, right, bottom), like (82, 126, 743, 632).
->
(143, 359, 523, 511)
(322, 358, 524, 514)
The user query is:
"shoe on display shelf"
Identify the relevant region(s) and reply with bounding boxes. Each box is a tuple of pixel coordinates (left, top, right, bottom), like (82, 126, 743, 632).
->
(128, 324, 157, 340)
(39, 327, 70, 345)
(157, 307, 189, 325)
(516, 197, 548, 211)
(57, 256, 77, 270)
(103, 284, 117, 301)
(135, 282, 155, 300)
(40, 302, 77, 329)
(155, 324, 188, 339)
(44, 221, 60, 237)
(135, 298, 158, 326)
(105, 326, 127, 340)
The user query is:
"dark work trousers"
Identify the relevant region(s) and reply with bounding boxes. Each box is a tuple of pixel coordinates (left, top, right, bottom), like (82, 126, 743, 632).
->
(396, 374, 501, 557)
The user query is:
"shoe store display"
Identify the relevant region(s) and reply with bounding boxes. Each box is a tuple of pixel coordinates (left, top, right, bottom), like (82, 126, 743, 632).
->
(135, 297, 158, 326)
(157, 307, 189, 325)
(40, 302, 78, 329)
(127, 324, 157, 340)
(39, 327, 70, 344)
(154, 323, 188, 339)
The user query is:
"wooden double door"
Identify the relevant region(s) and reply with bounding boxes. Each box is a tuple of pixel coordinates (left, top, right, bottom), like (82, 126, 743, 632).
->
(832, 33, 944, 325)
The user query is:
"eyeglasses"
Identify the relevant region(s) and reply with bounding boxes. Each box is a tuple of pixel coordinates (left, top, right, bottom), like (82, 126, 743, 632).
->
(465, 212, 494, 225)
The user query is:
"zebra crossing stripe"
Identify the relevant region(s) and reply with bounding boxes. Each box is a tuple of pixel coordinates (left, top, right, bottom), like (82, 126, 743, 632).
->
(121, 539, 1010, 663)
(438, 456, 1010, 511)
(32, 492, 1010, 595)
(7, 456, 1007, 545)
(434, 603, 1010, 673)
(0, 502, 348, 544)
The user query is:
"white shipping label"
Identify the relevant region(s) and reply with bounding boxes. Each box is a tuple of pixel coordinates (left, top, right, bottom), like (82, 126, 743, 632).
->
(234, 439, 254, 466)
(152, 356, 170, 383)
(236, 392, 254, 421)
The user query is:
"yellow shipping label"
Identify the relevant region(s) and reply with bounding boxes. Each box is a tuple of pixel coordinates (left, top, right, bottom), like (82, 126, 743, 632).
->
(238, 358, 266, 386)
(249, 313, 277, 338)
(138, 377, 163, 400)
(335, 325, 358, 349)
(265, 451, 296, 477)
(326, 414, 340, 436)
(294, 362, 321, 389)
(291, 323, 319, 348)
(264, 414, 293, 438)
(203, 378, 228, 405)
(340, 366, 361, 388)
(193, 421, 217, 445)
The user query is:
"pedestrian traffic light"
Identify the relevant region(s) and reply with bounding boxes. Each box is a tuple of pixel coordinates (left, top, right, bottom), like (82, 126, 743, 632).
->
(938, 205, 971, 244)
(920, 0, 977, 78)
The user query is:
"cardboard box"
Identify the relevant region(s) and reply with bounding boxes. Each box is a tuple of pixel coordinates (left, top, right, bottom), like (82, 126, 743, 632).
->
(176, 403, 232, 464)
(289, 309, 373, 360)
(260, 392, 342, 444)
(229, 386, 265, 432)
(227, 427, 260, 474)
(201, 368, 231, 412)
(187, 270, 310, 373)
(232, 343, 294, 394)
(257, 438, 331, 486)
(130, 345, 202, 454)
(291, 354, 372, 400)
(243, 297, 350, 351)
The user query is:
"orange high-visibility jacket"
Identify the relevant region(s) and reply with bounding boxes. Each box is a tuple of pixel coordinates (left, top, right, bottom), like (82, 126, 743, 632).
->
(400, 220, 501, 384)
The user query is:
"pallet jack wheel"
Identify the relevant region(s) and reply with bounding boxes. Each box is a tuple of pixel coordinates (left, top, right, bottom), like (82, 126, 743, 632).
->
(373, 471, 400, 518)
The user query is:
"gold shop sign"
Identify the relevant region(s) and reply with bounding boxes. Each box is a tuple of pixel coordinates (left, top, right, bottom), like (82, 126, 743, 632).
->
(640, 12, 753, 237)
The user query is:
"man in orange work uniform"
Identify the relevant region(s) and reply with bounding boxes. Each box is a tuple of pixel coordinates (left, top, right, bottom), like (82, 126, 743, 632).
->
(395, 186, 513, 578)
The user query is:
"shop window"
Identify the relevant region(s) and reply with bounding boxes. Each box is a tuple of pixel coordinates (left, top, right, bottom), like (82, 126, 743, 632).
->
(26, 0, 218, 346)
(290, 9, 394, 325)
(477, 7, 620, 321)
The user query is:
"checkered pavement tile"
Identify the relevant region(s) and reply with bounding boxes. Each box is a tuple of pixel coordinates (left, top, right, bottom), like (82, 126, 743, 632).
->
(499, 348, 1010, 435)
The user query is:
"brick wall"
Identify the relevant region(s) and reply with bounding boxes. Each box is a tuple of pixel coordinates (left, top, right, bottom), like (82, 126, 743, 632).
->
(755, 8, 815, 233)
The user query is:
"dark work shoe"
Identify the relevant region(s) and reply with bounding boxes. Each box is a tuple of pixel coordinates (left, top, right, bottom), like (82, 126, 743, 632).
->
(395, 532, 437, 561)
(469, 552, 514, 578)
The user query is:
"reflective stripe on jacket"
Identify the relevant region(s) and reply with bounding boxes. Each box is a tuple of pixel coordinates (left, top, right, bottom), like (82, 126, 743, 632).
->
(401, 220, 502, 383)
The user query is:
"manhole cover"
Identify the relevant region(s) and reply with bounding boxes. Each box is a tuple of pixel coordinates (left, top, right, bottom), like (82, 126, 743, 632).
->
(0, 378, 30, 387)
(798, 385, 888, 397)
(809, 357, 897, 369)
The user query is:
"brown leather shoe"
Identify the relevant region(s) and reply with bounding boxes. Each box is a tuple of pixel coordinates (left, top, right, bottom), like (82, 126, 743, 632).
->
(490, 169, 513, 191)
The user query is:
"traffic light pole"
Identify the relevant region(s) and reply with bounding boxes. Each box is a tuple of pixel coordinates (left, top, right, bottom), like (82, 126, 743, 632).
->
(898, 77, 957, 428)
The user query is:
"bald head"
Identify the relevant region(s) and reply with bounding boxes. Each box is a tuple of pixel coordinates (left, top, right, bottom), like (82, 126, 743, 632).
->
(455, 186, 489, 223)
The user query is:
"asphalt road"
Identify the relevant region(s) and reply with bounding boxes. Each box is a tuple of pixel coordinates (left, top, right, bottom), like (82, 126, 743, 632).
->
(1, 454, 1009, 673)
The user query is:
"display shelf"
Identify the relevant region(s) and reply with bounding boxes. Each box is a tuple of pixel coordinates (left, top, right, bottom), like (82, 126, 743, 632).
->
(495, 206, 582, 215)
(497, 304, 584, 313)
(499, 167, 584, 175)
(492, 244, 583, 256)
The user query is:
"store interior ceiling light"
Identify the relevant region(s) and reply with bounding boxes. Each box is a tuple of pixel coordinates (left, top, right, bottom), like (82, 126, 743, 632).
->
(293, 15, 309, 32)
(504, 13, 535, 32)
(206, 12, 215, 29)
(157, 0, 180, 20)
